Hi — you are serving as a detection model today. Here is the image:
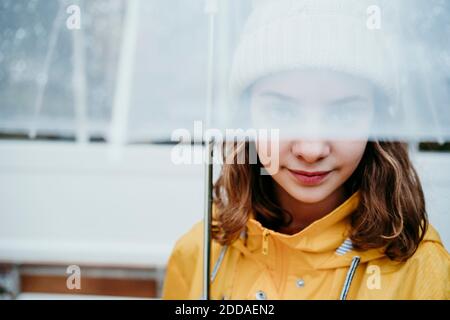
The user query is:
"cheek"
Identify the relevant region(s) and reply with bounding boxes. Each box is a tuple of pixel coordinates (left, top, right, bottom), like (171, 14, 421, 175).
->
(255, 140, 289, 165)
(334, 141, 367, 172)
(277, 141, 291, 165)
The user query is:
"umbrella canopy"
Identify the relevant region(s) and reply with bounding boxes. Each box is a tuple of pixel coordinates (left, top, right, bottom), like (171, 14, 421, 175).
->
(221, 0, 450, 142)
(2, 0, 447, 143)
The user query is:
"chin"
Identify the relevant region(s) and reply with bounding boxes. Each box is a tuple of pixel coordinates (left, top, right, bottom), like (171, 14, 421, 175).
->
(289, 186, 332, 204)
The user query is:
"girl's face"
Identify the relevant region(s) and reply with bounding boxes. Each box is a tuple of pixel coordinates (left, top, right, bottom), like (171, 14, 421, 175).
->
(250, 70, 374, 204)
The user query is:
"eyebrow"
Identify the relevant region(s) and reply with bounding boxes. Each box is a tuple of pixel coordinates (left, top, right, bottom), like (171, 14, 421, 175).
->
(257, 91, 298, 103)
(257, 91, 369, 106)
(329, 96, 369, 105)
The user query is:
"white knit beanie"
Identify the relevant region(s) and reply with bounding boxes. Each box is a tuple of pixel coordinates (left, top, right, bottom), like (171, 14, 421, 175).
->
(229, 0, 397, 108)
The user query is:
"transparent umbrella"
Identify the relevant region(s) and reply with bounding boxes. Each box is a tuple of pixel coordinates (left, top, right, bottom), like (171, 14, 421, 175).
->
(1, 0, 448, 300)
(200, 0, 450, 299)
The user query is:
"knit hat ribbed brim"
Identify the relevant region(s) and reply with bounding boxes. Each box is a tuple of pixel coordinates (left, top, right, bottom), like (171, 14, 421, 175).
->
(229, 0, 398, 107)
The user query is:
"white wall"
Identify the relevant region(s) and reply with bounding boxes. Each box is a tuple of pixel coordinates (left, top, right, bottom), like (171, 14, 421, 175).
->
(0, 141, 448, 268)
(0, 141, 204, 268)
(412, 152, 450, 247)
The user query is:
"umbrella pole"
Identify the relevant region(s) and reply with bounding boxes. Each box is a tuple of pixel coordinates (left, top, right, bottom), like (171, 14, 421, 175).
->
(202, 0, 218, 300)
(202, 138, 214, 300)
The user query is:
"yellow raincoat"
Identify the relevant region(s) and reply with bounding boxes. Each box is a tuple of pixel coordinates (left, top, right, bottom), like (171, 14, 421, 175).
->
(162, 191, 450, 299)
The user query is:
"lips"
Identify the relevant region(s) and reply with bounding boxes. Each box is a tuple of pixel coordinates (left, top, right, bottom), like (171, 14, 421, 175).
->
(288, 169, 332, 185)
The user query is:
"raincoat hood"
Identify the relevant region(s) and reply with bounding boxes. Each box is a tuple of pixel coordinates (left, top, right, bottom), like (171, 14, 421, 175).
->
(237, 191, 442, 270)
(242, 191, 377, 269)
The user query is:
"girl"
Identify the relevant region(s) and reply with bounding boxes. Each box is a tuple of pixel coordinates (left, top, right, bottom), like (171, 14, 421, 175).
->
(162, 0, 449, 299)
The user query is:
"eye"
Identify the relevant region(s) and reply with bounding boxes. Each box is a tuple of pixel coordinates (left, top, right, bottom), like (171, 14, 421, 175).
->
(327, 104, 368, 124)
(264, 103, 296, 121)
(328, 110, 354, 124)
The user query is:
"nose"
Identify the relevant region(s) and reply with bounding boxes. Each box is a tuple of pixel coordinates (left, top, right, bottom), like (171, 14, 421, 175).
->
(290, 140, 331, 164)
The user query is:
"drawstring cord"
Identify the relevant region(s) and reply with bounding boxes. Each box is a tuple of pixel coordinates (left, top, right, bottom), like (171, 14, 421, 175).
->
(211, 245, 228, 283)
(339, 256, 361, 300)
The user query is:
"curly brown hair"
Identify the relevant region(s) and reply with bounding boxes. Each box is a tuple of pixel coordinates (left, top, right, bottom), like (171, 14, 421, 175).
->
(212, 140, 428, 261)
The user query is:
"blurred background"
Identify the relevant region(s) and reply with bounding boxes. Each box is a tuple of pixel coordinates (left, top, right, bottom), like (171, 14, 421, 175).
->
(0, 0, 449, 299)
